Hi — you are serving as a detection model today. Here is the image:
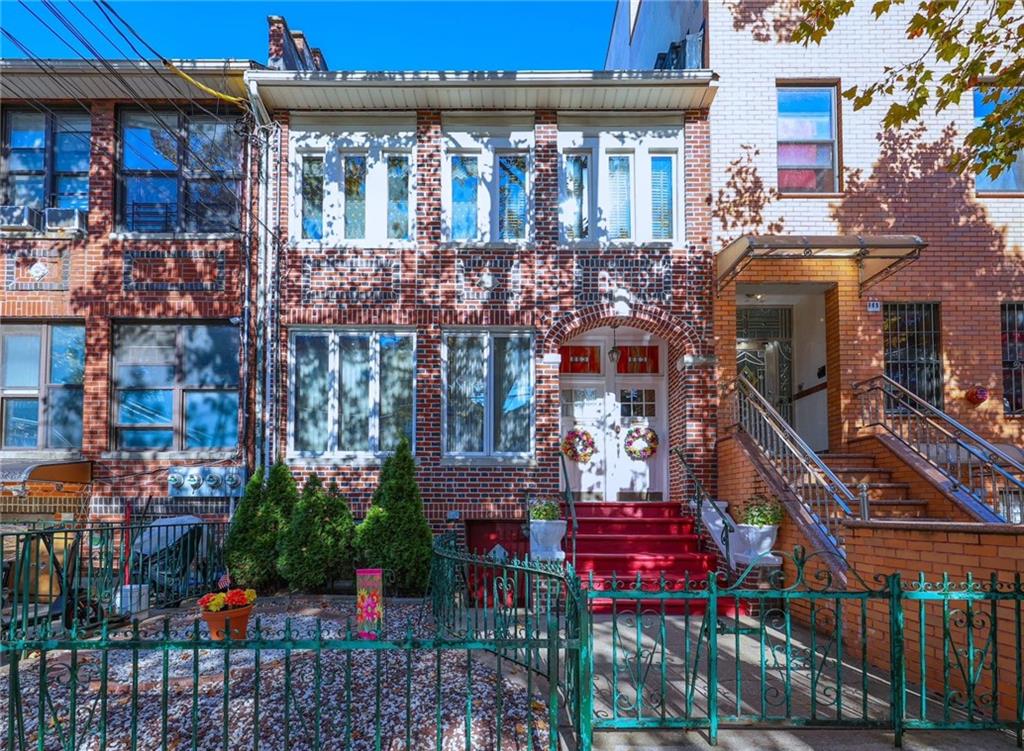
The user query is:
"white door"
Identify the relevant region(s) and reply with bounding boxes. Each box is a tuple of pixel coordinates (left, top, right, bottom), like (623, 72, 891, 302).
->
(609, 378, 667, 502)
(559, 380, 608, 501)
(559, 328, 668, 502)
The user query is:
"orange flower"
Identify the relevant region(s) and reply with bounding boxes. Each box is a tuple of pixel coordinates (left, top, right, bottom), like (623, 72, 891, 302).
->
(224, 589, 249, 608)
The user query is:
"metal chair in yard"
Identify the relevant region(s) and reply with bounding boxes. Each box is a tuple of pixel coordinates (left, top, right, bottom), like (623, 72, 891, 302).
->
(1, 529, 83, 638)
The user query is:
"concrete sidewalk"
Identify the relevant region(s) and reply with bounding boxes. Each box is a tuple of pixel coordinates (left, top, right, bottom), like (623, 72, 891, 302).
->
(593, 727, 1018, 750)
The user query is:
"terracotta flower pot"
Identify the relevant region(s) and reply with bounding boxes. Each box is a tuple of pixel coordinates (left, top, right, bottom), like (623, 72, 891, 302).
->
(200, 604, 253, 641)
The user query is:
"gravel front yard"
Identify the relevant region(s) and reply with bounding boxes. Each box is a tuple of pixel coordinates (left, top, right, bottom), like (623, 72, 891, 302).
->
(0, 601, 554, 751)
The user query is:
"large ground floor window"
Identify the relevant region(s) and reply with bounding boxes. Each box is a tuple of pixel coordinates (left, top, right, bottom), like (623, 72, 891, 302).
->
(289, 330, 415, 456)
(443, 331, 534, 458)
(113, 322, 240, 451)
(1, 323, 85, 449)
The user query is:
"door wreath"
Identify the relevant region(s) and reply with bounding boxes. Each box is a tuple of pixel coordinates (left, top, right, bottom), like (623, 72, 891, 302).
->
(561, 428, 597, 463)
(623, 426, 659, 460)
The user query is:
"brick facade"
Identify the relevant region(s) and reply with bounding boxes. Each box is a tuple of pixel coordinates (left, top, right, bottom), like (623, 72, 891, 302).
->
(0, 94, 253, 520)
(705, 1, 1024, 449)
(267, 106, 717, 526)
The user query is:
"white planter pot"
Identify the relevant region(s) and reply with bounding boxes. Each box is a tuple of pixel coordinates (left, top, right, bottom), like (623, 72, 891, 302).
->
(529, 519, 567, 562)
(117, 584, 150, 615)
(735, 524, 778, 560)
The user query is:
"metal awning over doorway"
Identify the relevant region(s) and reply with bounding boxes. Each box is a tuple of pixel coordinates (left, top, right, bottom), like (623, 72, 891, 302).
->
(0, 459, 92, 486)
(717, 234, 926, 294)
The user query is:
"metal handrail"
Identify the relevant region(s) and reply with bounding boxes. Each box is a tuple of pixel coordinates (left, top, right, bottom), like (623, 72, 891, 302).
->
(671, 446, 733, 567)
(730, 375, 856, 551)
(855, 374, 1023, 522)
(559, 453, 579, 568)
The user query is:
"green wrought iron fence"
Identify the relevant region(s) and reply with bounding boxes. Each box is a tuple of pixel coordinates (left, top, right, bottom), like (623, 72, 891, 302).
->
(1, 521, 228, 639)
(430, 532, 585, 746)
(0, 614, 565, 751)
(4, 536, 1024, 750)
(579, 547, 1024, 748)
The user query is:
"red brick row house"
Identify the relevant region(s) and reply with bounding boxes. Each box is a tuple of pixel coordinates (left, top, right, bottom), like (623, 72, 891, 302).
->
(0, 59, 261, 519)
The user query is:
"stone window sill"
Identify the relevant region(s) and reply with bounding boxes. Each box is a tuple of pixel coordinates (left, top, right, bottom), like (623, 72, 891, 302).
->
(109, 232, 240, 241)
(100, 450, 239, 462)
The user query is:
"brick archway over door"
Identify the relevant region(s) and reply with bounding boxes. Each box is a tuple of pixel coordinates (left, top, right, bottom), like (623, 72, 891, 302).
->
(538, 303, 717, 503)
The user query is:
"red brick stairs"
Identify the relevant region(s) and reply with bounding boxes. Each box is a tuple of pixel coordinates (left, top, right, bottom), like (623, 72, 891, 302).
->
(571, 501, 720, 614)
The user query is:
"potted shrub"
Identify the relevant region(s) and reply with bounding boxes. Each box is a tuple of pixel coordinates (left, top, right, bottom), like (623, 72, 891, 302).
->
(528, 499, 566, 562)
(198, 588, 257, 641)
(736, 494, 784, 559)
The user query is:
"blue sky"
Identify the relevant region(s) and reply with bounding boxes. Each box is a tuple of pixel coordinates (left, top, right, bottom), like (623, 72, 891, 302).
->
(0, 1, 618, 70)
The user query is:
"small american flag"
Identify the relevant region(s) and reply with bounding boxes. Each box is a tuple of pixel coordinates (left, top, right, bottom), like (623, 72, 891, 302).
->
(217, 571, 232, 590)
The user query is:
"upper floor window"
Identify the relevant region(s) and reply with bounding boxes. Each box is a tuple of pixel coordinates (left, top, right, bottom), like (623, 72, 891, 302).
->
(559, 123, 682, 243)
(443, 331, 534, 458)
(2, 110, 91, 211)
(289, 330, 415, 456)
(1, 323, 85, 450)
(443, 122, 534, 243)
(113, 323, 240, 451)
(291, 121, 416, 244)
(777, 85, 839, 194)
(119, 110, 242, 233)
(974, 89, 1024, 193)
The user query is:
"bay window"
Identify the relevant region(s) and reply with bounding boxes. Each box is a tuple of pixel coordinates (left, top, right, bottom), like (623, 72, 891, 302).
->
(0, 324, 85, 449)
(443, 331, 533, 457)
(290, 330, 415, 456)
(119, 110, 242, 233)
(2, 110, 91, 210)
(113, 323, 240, 451)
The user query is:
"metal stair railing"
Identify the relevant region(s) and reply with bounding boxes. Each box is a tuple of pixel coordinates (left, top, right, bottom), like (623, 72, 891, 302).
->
(671, 446, 733, 567)
(729, 375, 857, 552)
(854, 374, 1023, 523)
(559, 454, 579, 568)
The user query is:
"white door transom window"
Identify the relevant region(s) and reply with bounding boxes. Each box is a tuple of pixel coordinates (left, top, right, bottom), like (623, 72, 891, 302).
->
(558, 327, 668, 502)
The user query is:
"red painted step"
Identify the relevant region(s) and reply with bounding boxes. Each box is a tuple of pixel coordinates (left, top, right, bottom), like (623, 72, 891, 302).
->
(572, 501, 683, 519)
(575, 533, 699, 554)
(568, 500, 726, 614)
(575, 551, 715, 576)
(575, 517, 695, 535)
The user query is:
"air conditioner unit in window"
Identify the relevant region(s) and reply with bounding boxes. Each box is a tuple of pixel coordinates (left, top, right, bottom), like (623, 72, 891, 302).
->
(0, 205, 43, 232)
(44, 207, 88, 235)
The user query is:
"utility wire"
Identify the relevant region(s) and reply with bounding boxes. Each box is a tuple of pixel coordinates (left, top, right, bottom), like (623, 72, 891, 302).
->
(93, 0, 246, 108)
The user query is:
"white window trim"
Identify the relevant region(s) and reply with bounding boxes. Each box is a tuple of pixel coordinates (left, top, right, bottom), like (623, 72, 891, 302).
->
(440, 330, 536, 460)
(287, 328, 417, 460)
(442, 125, 535, 244)
(289, 123, 417, 247)
(558, 123, 685, 245)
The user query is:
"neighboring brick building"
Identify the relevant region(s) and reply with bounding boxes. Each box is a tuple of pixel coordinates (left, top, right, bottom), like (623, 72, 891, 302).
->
(607, 0, 1024, 563)
(244, 18, 720, 527)
(0, 59, 259, 519)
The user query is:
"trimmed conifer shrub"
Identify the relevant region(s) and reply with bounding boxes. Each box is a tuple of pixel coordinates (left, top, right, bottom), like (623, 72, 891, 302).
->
(278, 473, 356, 592)
(355, 436, 433, 594)
(224, 467, 279, 589)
